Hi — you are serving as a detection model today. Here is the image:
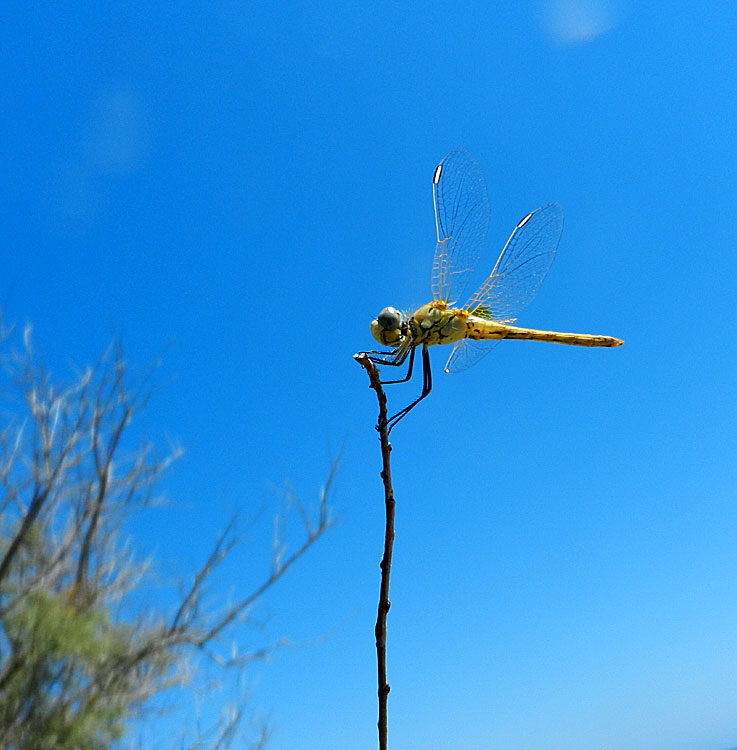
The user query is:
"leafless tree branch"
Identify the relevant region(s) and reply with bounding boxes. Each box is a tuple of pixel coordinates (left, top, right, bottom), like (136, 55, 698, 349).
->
(0, 328, 336, 749)
(354, 352, 396, 750)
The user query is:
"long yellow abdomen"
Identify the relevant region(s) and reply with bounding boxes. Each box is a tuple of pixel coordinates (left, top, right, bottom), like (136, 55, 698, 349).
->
(467, 318, 623, 348)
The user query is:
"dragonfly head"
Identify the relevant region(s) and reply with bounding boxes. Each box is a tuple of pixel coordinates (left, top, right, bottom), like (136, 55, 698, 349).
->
(371, 306, 407, 348)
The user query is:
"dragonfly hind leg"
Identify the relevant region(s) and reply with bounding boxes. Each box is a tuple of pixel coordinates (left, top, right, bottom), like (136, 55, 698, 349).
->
(386, 345, 432, 434)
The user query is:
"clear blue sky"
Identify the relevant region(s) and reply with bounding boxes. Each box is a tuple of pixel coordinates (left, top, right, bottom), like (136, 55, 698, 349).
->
(3, 1, 737, 748)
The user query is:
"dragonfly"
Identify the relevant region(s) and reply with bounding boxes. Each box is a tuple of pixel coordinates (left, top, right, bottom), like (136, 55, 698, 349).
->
(364, 149, 623, 433)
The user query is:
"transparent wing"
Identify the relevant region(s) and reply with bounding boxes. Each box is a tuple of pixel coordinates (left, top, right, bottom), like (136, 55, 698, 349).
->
(443, 338, 502, 374)
(464, 202, 564, 324)
(431, 149, 490, 305)
(444, 202, 565, 375)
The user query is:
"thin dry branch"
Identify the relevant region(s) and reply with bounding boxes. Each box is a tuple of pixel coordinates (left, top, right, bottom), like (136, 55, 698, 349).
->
(354, 353, 395, 750)
(201, 458, 338, 645)
(170, 517, 239, 634)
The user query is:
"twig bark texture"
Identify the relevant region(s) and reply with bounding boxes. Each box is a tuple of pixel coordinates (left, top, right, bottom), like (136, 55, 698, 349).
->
(354, 353, 395, 750)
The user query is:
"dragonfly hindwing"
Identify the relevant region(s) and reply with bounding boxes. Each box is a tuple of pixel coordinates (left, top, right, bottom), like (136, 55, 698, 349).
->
(469, 304, 492, 320)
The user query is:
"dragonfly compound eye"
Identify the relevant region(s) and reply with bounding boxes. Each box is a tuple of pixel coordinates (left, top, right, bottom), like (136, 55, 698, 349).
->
(371, 307, 404, 347)
(377, 307, 401, 331)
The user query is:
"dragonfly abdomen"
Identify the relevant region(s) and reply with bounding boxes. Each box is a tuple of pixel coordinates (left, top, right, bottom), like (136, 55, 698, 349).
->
(464, 316, 509, 341)
(467, 319, 623, 347)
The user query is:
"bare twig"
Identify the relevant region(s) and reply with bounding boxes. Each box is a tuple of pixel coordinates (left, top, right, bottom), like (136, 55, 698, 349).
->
(201, 469, 335, 645)
(354, 353, 395, 750)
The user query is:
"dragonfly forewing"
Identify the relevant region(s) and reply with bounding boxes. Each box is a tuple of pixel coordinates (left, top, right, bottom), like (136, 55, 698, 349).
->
(431, 149, 490, 306)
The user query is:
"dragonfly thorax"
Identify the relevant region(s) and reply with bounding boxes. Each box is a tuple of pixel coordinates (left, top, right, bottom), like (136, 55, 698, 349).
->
(410, 301, 467, 346)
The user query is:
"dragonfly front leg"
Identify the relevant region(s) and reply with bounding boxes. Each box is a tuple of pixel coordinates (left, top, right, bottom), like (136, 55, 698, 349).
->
(379, 344, 416, 385)
(362, 343, 414, 381)
(386, 345, 432, 433)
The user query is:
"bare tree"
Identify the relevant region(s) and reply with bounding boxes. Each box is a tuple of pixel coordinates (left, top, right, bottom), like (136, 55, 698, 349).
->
(0, 323, 334, 749)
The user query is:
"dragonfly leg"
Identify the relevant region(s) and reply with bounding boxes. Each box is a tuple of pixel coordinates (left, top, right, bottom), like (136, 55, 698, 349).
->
(386, 345, 432, 433)
(361, 344, 413, 377)
(379, 344, 416, 385)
